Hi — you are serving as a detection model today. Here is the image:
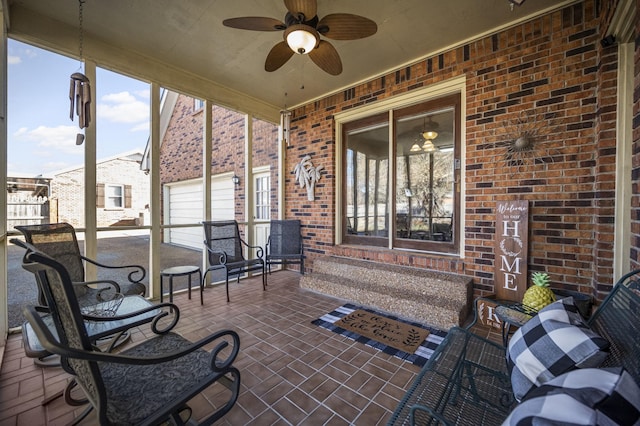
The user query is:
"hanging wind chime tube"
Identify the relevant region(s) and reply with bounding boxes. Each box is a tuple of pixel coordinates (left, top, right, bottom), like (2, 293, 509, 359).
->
(69, 72, 91, 128)
(69, 0, 91, 145)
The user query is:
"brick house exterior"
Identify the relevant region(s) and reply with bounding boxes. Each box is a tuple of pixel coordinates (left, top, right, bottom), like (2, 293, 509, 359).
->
(152, 1, 638, 303)
(158, 94, 279, 224)
(52, 151, 150, 228)
(279, 0, 632, 301)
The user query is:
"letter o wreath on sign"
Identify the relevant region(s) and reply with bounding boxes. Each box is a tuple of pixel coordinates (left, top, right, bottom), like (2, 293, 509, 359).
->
(500, 237, 523, 258)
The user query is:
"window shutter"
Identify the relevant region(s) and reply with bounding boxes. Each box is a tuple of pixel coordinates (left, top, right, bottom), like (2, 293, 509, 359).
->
(96, 183, 105, 208)
(125, 185, 132, 208)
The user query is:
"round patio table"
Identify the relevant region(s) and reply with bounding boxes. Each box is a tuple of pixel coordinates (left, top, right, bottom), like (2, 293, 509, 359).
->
(160, 265, 203, 305)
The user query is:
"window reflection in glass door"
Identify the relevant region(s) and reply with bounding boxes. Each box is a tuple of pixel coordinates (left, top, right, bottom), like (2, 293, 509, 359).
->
(344, 117, 389, 246)
(395, 109, 454, 245)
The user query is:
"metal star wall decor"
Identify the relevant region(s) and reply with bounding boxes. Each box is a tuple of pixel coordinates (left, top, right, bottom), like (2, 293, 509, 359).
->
(492, 110, 561, 177)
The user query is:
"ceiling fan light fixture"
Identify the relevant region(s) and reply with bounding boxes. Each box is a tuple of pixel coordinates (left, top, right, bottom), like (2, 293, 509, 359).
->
(422, 130, 438, 140)
(285, 25, 319, 54)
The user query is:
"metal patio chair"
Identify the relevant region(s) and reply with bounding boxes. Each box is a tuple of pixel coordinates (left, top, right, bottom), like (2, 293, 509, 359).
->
(15, 222, 146, 306)
(202, 220, 266, 302)
(266, 219, 304, 275)
(21, 244, 241, 425)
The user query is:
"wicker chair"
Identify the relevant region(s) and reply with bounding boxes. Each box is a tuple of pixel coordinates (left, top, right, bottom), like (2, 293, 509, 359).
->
(266, 220, 304, 275)
(15, 222, 146, 306)
(21, 244, 241, 425)
(202, 220, 266, 302)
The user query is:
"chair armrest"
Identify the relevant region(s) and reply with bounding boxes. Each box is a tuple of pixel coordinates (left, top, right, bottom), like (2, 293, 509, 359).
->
(74, 279, 122, 299)
(80, 255, 146, 283)
(203, 244, 229, 265)
(239, 238, 264, 259)
(25, 305, 239, 372)
(81, 301, 181, 335)
(410, 404, 450, 426)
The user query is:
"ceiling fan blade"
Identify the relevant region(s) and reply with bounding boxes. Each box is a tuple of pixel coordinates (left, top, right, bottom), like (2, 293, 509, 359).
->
(265, 41, 295, 72)
(222, 17, 285, 31)
(309, 40, 342, 75)
(317, 14, 377, 40)
(284, 0, 317, 20)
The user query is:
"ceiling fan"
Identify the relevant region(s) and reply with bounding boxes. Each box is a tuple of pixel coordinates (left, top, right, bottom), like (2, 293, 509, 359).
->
(222, 0, 377, 75)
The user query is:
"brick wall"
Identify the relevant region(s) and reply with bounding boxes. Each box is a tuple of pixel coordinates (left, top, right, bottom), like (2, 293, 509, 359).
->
(159, 95, 279, 222)
(286, 0, 625, 300)
(52, 154, 150, 228)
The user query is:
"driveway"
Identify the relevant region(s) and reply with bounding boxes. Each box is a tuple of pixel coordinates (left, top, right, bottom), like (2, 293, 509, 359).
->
(7, 231, 213, 329)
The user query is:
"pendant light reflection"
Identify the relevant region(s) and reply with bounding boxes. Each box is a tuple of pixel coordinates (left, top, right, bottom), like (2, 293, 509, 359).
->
(422, 139, 437, 152)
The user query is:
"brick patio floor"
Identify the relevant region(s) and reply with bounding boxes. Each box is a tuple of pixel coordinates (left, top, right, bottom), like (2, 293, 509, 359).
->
(0, 270, 501, 425)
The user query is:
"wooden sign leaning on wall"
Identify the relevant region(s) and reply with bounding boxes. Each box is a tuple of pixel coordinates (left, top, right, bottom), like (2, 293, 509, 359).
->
(494, 200, 529, 302)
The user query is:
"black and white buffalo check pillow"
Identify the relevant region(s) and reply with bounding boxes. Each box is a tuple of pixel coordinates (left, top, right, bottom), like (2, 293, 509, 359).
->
(502, 367, 640, 425)
(507, 297, 610, 401)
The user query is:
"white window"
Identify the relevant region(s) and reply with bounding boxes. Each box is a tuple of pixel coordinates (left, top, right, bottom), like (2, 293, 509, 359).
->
(194, 98, 204, 111)
(105, 184, 124, 209)
(255, 174, 270, 220)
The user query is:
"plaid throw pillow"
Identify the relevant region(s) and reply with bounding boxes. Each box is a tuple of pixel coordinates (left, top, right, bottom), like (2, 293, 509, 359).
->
(507, 297, 610, 401)
(502, 368, 640, 425)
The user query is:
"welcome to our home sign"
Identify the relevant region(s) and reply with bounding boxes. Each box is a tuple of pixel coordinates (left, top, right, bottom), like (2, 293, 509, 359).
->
(495, 200, 529, 302)
(477, 200, 529, 329)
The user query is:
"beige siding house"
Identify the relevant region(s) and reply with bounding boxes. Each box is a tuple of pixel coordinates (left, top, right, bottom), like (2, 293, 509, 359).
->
(52, 151, 150, 228)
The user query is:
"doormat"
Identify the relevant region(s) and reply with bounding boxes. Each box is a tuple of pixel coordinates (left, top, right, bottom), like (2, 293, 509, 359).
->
(335, 309, 429, 353)
(312, 303, 447, 367)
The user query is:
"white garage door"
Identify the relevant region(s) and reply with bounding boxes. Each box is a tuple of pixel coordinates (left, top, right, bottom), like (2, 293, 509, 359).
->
(166, 176, 234, 249)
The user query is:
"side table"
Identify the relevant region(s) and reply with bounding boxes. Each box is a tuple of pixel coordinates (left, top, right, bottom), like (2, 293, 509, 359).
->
(495, 303, 537, 347)
(160, 265, 203, 305)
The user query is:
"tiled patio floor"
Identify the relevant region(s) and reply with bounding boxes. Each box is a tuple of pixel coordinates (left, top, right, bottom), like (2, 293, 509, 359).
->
(0, 271, 501, 425)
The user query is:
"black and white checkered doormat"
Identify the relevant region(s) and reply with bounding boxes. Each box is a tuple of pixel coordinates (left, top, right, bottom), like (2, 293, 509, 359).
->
(311, 303, 447, 367)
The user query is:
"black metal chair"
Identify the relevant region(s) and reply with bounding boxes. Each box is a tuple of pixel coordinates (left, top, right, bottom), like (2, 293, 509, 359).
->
(202, 220, 266, 302)
(21, 243, 241, 425)
(266, 219, 304, 275)
(15, 222, 146, 306)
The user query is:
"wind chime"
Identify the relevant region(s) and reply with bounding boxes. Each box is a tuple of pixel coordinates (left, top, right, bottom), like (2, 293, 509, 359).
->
(69, 0, 91, 145)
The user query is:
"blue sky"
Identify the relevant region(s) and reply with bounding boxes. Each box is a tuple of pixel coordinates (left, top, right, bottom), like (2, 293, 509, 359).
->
(7, 39, 150, 176)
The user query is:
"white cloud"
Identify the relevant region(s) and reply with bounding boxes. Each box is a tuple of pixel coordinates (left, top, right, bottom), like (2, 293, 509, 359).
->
(98, 91, 149, 124)
(135, 90, 150, 99)
(8, 55, 21, 65)
(13, 125, 83, 154)
(8, 46, 37, 65)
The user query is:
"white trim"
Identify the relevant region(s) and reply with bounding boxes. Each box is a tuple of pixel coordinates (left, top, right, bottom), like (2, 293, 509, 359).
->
(611, 0, 635, 283)
(334, 76, 466, 123)
(613, 44, 634, 282)
(606, 0, 635, 40)
(1, 3, 8, 344)
(334, 77, 466, 257)
(252, 165, 270, 174)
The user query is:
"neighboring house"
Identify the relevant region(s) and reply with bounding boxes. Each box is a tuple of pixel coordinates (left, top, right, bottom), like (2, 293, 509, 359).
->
(52, 150, 150, 228)
(142, 91, 279, 250)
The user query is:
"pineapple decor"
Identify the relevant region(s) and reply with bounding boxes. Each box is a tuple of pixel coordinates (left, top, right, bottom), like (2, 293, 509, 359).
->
(522, 272, 555, 311)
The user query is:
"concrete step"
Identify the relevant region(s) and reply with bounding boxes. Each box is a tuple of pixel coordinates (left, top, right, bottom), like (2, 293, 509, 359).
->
(301, 256, 473, 330)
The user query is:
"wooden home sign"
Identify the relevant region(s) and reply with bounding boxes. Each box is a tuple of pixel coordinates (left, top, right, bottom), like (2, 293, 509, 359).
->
(494, 200, 529, 302)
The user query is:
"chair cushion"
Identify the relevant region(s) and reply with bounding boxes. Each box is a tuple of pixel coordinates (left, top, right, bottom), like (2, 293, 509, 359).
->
(502, 367, 640, 425)
(99, 332, 216, 425)
(507, 297, 610, 401)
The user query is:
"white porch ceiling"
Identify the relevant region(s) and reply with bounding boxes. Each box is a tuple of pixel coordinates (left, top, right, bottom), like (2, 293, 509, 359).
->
(7, 0, 575, 121)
